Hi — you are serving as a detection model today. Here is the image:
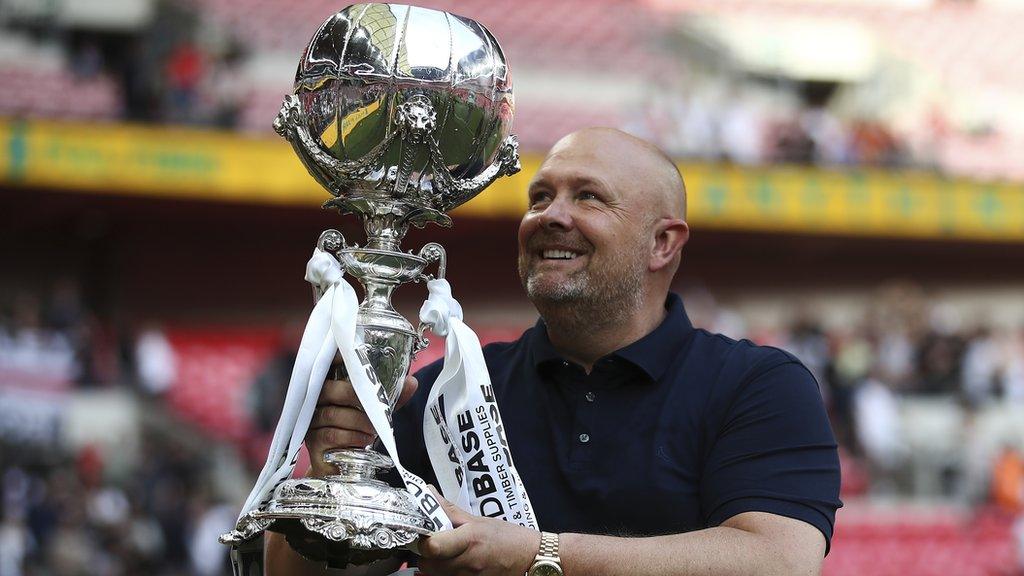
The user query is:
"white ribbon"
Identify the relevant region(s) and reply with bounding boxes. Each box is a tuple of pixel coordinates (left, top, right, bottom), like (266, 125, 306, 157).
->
(237, 249, 450, 533)
(236, 250, 338, 518)
(419, 279, 536, 528)
(237, 250, 537, 557)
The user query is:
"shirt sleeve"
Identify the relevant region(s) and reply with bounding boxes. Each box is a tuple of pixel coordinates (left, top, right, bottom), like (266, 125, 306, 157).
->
(701, 357, 842, 554)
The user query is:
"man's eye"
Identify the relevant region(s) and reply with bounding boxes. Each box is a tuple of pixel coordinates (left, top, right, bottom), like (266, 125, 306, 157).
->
(578, 191, 599, 201)
(529, 192, 552, 207)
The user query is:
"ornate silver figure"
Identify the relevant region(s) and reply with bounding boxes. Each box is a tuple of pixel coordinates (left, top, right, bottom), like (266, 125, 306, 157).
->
(220, 3, 519, 570)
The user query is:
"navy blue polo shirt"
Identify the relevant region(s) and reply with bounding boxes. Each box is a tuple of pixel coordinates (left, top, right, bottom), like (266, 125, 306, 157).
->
(392, 293, 842, 550)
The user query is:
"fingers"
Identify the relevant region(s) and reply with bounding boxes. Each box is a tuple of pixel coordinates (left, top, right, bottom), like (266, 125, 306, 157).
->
(430, 487, 472, 527)
(321, 375, 418, 409)
(306, 401, 377, 457)
(396, 375, 419, 409)
(305, 426, 376, 477)
(309, 373, 418, 472)
(318, 378, 360, 407)
(308, 405, 375, 436)
(419, 525, 472, 561)
(306, 380, 378, 474)
(306, 426, 376, 451)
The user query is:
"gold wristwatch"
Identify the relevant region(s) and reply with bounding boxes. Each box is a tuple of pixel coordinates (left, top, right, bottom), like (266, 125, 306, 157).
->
(527, 532, 562, 576)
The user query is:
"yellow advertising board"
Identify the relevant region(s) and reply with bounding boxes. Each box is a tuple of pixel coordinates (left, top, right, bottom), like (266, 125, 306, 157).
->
(2, 118, 1022, 241)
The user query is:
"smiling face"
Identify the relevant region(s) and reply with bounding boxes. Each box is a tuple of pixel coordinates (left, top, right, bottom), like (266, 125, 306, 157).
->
(517, 130, 664, 311)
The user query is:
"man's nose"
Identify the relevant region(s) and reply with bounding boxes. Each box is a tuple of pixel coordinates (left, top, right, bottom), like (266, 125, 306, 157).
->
(537, 196, 574, 230)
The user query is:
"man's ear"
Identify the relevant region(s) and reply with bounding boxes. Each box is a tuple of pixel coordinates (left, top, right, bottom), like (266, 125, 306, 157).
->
(649, 218, 689, 272)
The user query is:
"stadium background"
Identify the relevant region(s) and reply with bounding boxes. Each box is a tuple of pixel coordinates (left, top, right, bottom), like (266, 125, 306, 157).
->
(2, 0, 1024, 574)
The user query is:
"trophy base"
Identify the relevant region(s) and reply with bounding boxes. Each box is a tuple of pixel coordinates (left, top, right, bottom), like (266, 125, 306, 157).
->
(220, 449, 431, 569)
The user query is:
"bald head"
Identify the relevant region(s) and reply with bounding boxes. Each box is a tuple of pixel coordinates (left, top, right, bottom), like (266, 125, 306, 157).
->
(519, 128, 692, 359)
(546, 127, 687, 220)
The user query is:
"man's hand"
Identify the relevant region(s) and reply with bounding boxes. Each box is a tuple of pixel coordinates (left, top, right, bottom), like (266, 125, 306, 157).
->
(418, 492, 541, 576)
(305, 374, 418, 477)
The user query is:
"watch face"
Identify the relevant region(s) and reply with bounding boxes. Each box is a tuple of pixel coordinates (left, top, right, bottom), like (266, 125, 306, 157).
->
(530, 560, 562, 576)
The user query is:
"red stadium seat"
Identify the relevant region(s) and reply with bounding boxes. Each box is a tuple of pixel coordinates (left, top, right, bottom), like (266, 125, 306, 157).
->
(823, 505, 1019, 576)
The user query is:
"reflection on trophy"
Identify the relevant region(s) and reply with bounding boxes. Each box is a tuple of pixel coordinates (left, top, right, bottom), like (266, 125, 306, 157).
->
(219, 2, 520, 571)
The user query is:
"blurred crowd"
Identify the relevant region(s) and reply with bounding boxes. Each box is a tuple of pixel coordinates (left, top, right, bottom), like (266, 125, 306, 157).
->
(0, 280, 102, 390)
(631, 80, 910, 169)
(5, 3, 941, 171)
(0, 281, 224, 576)
(4, 1, 249, 129)
(1, 432, 234, 576)
(0, 280, 176, 395)
(117, 34, 249, 129)
(689, 282, 1024, 503)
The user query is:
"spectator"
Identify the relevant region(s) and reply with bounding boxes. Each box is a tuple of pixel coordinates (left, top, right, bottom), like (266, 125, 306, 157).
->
(205, 44, 248, 129)
(719, 93, 767, 164)
(0, 471, 32, 576)
(992, 445, 1024, 512)
(69, 39, 104, 80)
(248, 321, 302, 434)
(164, 40, 205, 124)
(854, 371, 907, 491)
(963, 326, 1001, 406)
(768, 116, 816, 164)
(135, 325, 177, 397)
(801, 105, 849, 164)
(916, 329, 964, 395)
(188, 495, 234, 576)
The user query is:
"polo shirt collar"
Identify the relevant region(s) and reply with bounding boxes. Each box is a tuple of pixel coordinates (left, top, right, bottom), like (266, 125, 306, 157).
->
(529, 293, 694, 382)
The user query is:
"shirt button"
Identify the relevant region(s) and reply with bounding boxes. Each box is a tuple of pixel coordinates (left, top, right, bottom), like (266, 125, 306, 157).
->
(578, 433, 590, 443)
(585, 392, 596, 402)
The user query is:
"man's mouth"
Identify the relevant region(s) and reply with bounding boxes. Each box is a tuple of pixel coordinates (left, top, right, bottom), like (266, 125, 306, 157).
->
(541, 249, 581, 261)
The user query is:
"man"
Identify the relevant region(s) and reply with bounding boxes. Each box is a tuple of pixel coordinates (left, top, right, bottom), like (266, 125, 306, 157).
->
(267, 128, 842, 575)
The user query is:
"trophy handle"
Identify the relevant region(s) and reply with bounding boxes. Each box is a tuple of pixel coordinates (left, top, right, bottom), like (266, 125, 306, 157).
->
(416, 242, 446, 281)
(275, 95, 346, 195)
(311, 229, 348, 303)
(275, 94, 397, 199)
(318, 228, 347, 253)
(428, 134, 522, 211)
(412, 242, 447, 354)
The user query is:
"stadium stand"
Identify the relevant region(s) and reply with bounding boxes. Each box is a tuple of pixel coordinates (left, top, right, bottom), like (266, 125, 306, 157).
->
(4, 0, 1023, 176)
(164, 328, 279, 443)
(651, 0, 1024, 179)
(186, 0, 659, 72)
(190, 0, 1024, 178)
(214, 0, 651, 146)
(0, 66, 119, 120)
(824, 505, 1018, 576)
(0, 34, 120, 120)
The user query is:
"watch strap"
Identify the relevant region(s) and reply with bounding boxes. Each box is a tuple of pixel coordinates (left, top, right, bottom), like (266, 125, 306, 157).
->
(528, 531, 561, 575)
(536, 528, 561, 557)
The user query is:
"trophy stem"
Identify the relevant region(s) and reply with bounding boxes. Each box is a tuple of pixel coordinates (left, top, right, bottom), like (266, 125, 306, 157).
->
(323, 448, 394, 482)
(362, 281, 400, 318)
(364, 214, 409, 251)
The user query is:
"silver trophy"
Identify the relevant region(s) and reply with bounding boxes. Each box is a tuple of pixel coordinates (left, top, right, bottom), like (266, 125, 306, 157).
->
(220, 2, 519, 571)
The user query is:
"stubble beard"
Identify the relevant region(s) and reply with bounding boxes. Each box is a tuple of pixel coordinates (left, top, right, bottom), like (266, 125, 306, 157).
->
(518, 248, 646, 332)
